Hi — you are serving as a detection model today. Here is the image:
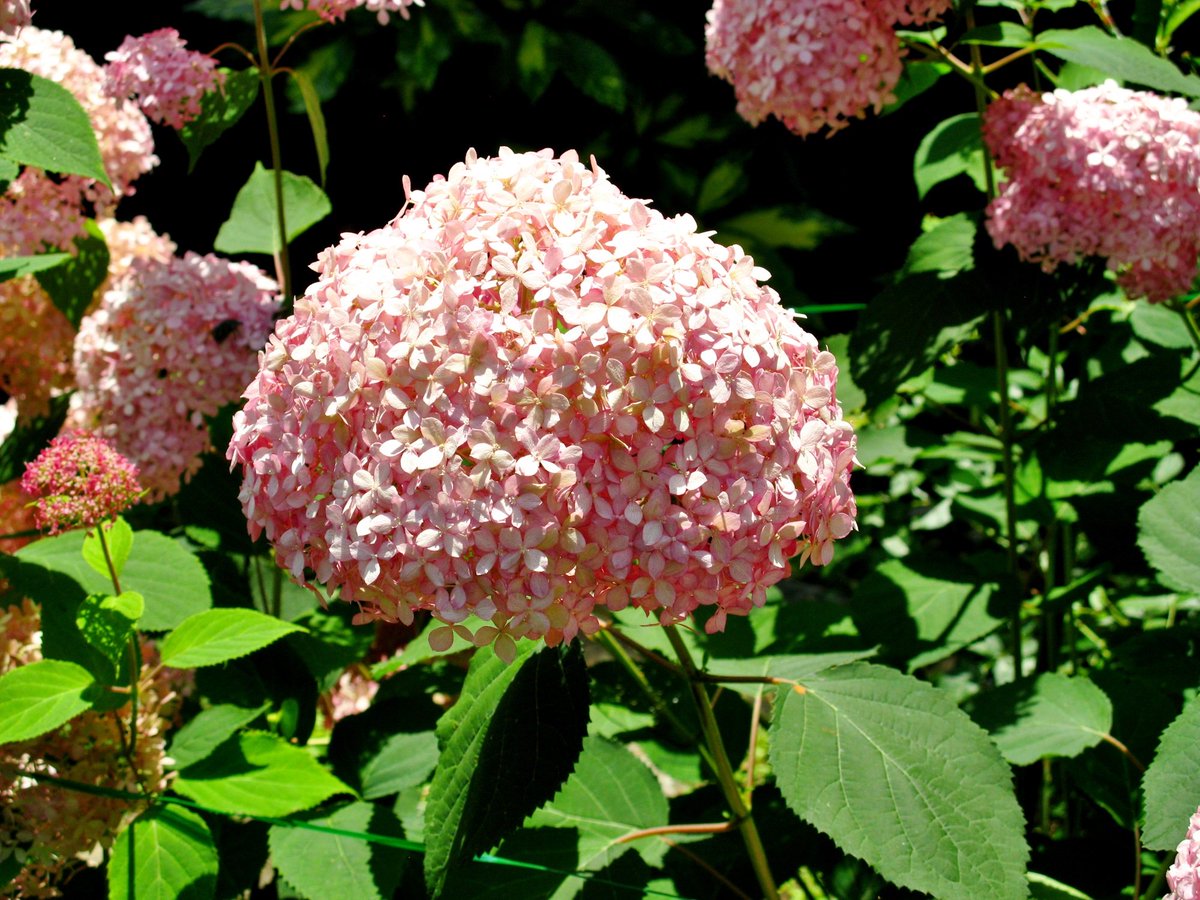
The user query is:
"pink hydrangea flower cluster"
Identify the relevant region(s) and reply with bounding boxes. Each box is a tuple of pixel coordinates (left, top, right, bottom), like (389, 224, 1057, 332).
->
(281, 0, 422, 24)
(705, 0, 951, 137)
(0, 0, 30, 38)
(0, 598, 185, 899)
(984, 81, 1200, 302)
(20, 431, 142, 533)
(71, 252, 279, 500)
(228, 147, 858, 661)
(104, 28, 221, 130)
(1166, 805, 1200, 900)
(320, 666, 380, 728)
(0, 275, 76, 419)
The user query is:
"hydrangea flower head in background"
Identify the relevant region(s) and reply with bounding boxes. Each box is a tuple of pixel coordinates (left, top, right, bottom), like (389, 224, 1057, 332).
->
(229, 147, 857, 661)
(104, 27, 222, 129)
(280, 0, 423, 25)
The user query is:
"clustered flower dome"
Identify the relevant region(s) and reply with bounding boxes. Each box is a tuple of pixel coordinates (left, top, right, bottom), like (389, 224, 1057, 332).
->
(280, 0, 422, 24)
(983, 81, 1200, 302)
(21, 431, 142, 533)
(104, 27, 222, 130)
(71, 252, 279, 501)
(228, 147, 858, 661)
(705, 0, 952, 137)
(1166, 805, 1200, 899)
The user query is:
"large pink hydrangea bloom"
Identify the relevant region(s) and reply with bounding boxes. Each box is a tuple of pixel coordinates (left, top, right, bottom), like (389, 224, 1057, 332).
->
(229, 147, 857, 660)
(280, 0, 422, 24)
(104, 28, 222, 130)
(71, 253, 279, 501)
(705, 0, 951, 137)
(984, 81, 1200, 302)
(1166, 805, 1200, 900)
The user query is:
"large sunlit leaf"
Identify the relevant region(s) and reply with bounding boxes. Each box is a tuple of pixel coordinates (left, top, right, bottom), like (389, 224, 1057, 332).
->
(214, 161, 331, 255)
(108, 806, 218, 900)
(770, 662, 1029, 899)
(0, 252, 69, 284)
(1138, 466, 1200, 594)
(913, 113, 988, 199)
(81, 518, 134, 582)
(159, 608, 306, 669)
(0, 68, 110, 185)
(75, 591, 143, 676)
(166, 702, 270, 770)
(1038, 27, 1200, 97)
(0, 659, 95, 744)
(360, 730, 439, 799)
(1142, 697, 1200, 850)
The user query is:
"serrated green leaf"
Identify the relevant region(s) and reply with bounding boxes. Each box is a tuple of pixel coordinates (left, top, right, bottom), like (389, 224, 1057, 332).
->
(1138, 466, 1200, 594)
(0, 252, 70, 284)
(770, 662, 1029, 899)
(0, 394, 69, 484)
(287, 69, 328, 187)
(554, 32, 625, 112)
(0, 659, 95, 744)
(174, 730, 352, 817)
(82, 517, 133, 581)
(1038, 27, 1200, 97)
(0, 68, 110, 186)
(1142, 696, 1200, 849)
(961, 22, 1034, 47)
(361, 730, 439, 799)
(76, 591, 143, 675)
(902, 214, 978, 278)
(18, 529, 211, 631)
(423, 643, 590, 897)
(529, 736, 669, 869)
(966, 673, 1113, 765)
(1131, 302, 1194, 350)
(269, 801, 408, 900)
(108, 806, 218, 900)
(35, 219, 109, 327)
(178, 68, 260, 172)
(214, 162, 331, 255)
(914, 113, 987, 199)
(166, 702, 269, 769)
(160, 608, 306, 669)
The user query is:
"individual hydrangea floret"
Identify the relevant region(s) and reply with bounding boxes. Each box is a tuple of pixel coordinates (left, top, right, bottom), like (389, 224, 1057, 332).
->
(984, 81, 1200, 302)
(104, 28, 222, 129)
(228, 147, 858, 662)
(70, 252, 279, 501)
(280, 0, 423, 24)
(705, 0, 951, 137)
(1166, 805, 1200, 899)
(20, 431, 142, 533)
(0, 0, 31, 38)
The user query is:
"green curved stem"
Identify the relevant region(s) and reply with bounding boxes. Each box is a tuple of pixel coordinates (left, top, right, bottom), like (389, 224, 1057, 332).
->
(252, 0, 291, 301)
(96, 524, 142, 785)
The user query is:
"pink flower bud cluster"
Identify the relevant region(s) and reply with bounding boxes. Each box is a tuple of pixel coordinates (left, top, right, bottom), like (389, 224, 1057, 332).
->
(1166, 805, 1200, 899)
(0, 598, 185, 898)
(228, 147, 858, 661)
(71, 253, 279, 500)
(280, 0, 422, 25)
(705, 0, 951, 137)
(0, 0, 30, 38)
(984, 82, 1200, 302)
(20, 431, 142, 533)
(104, 28, 221, 130)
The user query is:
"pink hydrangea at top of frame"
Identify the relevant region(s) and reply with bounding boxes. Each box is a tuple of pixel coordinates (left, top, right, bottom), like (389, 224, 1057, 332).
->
(21, 430, 142, 533)
(1165, 805, 1200, 899)
(70, 252, 279, 501)
(280, 0, 423, 25)
(0, 0, 31, 38)
(228, 147, 858, 662)
(983, 81, 1200, 303)
(104, 28, 222, 130)
(704, 0, 952, 137)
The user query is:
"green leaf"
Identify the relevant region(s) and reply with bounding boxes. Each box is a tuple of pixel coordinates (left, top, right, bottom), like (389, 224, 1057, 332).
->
(0, 68, 110, 186)
(288, 608, 374, 691)
(214, 162, 332, 255)
(1131, 302, 1194, 350)
(174, 730, 352, 817)
(885, 61, 951, 113)
(160, 608, 306, 669)
(696, 158, 746, 217)
(361, 730, 439, 799)
(423, 643, 590, 897)
(1142, 696, 1200, 850)
(901, 213, 978, 278)
(1138, 466, 1200, 594)
(372, 617, 474, 677)
(82, 517, 134, 581)
(0, 252, 70, 284)
(287, 69, 328, 188)
(1164, 0, 1200, 44)
(913, 113, 987, 199)
(0, 659, 95, 744)
(719, 205, 849, 251)
(269, 801, 409, 900)
(771, 662, 1029, 899)
(76, 591, 143, 675)
(0, 393, 69, 484)
(965, 673, 1112, 765)
(35, 219, 110, 327)
(528, 736, 669, 869)
(516, 21, 556, 101)
(166, 702, 269, 769)
(178, 68, 260, 172)
(108, 806, 218, 900)
(960, 22, 1035, 47)
(17, 528, 212, 631)
(554, 32, 625, 112)
(1028, 871, 1093, 899)
(1038, 27, 1200, 97)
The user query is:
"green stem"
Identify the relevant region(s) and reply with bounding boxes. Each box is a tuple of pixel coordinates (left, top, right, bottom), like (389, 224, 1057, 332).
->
(96, 525, 141, 777)
(1173, 302, 1200, 381)
(664, 627, 779, 900)
(252, 0, 291, 302)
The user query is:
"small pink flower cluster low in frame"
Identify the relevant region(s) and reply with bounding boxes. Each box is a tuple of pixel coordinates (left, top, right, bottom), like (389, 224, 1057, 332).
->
(705, 0, 951, 137)
(984, 81, 1200, 303)
(281, 0, 423, 25)
(229, 147, 858, 662)
(20, 431, 142, 534)
(104, 27, 222, 130)
(71, 252, 279, 501)
(1166, 805, 1200, 899)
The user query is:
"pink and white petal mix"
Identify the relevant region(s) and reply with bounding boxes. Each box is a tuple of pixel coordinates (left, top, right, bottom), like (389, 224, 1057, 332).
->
(0, 0, 31, 37)
(71, 253, 279, 501)
(280, 0, 423, 25)
(984, 81, 1200, 303)
(104, 27, 222, 130)
(704, 0, 951, 137)
(1166, 806, 1200, 900)
(21, 431, 142, 533)
(228, 147, 858, 662)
